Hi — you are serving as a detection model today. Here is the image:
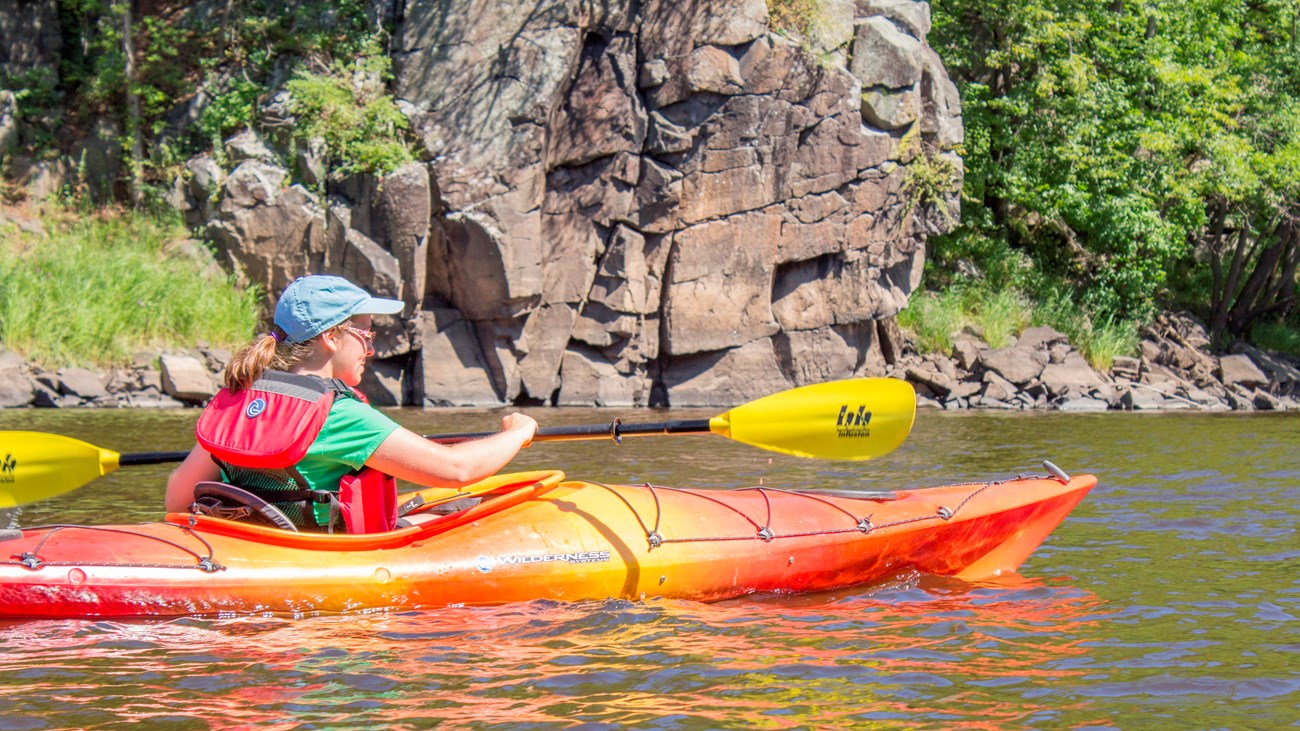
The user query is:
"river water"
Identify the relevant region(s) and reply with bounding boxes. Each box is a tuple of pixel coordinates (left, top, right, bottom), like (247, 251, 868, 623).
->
(0, 407, 1296, 730)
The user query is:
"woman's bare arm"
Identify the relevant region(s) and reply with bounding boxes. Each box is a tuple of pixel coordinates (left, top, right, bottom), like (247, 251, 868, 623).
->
(365, 412, 537, 488)
(165, 444, 221, 512)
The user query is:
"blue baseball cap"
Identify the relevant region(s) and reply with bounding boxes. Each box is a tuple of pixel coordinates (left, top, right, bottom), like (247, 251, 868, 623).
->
(274, 275, 404, 343)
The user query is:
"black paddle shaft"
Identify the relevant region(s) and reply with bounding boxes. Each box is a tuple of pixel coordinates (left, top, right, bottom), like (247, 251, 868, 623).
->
(426, 418, 714, 446)
(110, 418, 715, 465)
(119, 450, 193, 466)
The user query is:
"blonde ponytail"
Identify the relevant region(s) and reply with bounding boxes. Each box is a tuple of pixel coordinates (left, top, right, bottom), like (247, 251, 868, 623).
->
(222, 328, 315, 391)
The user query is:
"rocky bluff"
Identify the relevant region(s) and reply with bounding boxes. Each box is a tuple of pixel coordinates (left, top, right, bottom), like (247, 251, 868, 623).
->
(171, 0, 962, 407)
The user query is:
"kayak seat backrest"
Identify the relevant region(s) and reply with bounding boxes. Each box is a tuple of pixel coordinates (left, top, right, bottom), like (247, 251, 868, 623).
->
(212, 459, 327, 530)
(192, 481, 298, 532)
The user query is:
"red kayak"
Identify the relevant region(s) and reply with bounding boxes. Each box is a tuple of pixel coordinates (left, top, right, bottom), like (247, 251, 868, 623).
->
(0, 467, 1094, 619)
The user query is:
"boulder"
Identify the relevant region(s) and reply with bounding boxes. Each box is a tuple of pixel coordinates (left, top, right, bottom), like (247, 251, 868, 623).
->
(1110, 356, 1141, 380)
(947, 380, 982, 400)
(981, 371, 1018, 403)
(1039, 353, 1105, 398)
(30, 379, 69, 408)
(207, 162, 327, 298)
(55, 368, 108, 400)
(861, 87, 919, 130)
(224, 130, 277, 164)
(1218, 353, 1270, 389)
(918, 46, 964, 149)
(1226, 387, 1256, 411)
(1252, 389, 1282, 411)
(849, 16, 924, 91)
(1121, 386, 1169, 411)
(688, 45, 745, 95)
(1231, 344, 1300, 390)
(1018, 326, 1069, 351)
(972, 394, 1017, 409)
(0, 351, 33, 407)
(159, 354, 217, 403)
(951, 334, 985, 371)
(692, 0, 769, 46)
(219, 159, 286, 208)
(858, 0, 932, 38)
(977, 346, 1047, 385)
(328, 221, 402, 303)
(905, 364, 952, 397)
(916, 393, 943, 409)
(1056, 396, 1110, 412)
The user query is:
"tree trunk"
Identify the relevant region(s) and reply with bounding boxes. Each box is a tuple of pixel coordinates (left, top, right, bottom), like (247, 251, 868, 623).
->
(1210, 209, 1300, 341)
(122, 0, 143, 208)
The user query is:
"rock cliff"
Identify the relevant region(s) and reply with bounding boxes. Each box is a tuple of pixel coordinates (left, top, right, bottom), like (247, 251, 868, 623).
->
(88, 0, 971, 407)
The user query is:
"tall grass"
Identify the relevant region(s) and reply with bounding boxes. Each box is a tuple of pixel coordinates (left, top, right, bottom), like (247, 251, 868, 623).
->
(897, 285, 1031, 353)
(1031, 291, 1139, 370)
(0, 207, 262, 368)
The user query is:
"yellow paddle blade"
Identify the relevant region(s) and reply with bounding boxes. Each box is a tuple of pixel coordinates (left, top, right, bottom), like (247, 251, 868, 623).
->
(0, 432, 122, 507)
(707, 377, 916, 460)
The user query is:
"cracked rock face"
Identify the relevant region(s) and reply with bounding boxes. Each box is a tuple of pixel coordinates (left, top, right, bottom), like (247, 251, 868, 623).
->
(203, 0, 963, 406)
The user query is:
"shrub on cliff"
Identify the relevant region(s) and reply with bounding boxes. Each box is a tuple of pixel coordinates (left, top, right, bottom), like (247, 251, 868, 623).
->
(284, 53, 412, 176)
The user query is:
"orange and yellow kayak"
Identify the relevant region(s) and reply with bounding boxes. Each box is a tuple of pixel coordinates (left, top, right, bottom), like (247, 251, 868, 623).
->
(0, 469, 1094, 619)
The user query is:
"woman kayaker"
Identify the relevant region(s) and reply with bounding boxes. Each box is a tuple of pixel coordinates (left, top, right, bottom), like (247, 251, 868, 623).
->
(165, 274, 537, 532)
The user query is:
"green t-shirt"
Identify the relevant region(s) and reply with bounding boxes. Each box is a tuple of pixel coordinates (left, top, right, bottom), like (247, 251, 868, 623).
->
(297, 395, 402, 493)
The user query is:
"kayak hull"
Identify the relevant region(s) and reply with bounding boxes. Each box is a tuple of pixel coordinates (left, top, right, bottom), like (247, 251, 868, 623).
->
(0, 470, 1094, 619)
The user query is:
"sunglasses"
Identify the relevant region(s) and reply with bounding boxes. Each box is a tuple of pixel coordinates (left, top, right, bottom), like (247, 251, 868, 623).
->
(344, 325, 376, 346)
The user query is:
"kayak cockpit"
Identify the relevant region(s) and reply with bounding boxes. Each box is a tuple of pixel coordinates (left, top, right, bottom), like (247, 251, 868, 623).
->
(164, 469, 567, 550)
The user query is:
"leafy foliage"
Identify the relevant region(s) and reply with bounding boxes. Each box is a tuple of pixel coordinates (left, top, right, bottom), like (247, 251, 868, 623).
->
(1250, 322, 1300, 357)
(929, 0, 1300, 341)
(21, 0, 406, 192)
(285, 53, 412, 175)
(197, 77, 264, 149)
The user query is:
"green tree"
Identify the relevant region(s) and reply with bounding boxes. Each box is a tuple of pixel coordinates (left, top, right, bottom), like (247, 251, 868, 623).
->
(930, 0, 1300, 341)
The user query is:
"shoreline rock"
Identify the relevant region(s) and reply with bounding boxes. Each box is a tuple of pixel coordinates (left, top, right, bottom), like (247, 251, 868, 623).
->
(885, 313, 1299, 412)
(2, 313, 1296, 411)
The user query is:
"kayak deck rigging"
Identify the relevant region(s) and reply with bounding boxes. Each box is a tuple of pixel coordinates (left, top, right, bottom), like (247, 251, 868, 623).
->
(6, 522, 225, 573)
(4, 470, 1064, 572)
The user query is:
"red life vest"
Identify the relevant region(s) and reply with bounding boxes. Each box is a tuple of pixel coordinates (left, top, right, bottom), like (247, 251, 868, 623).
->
(194, 371, 398, 533)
